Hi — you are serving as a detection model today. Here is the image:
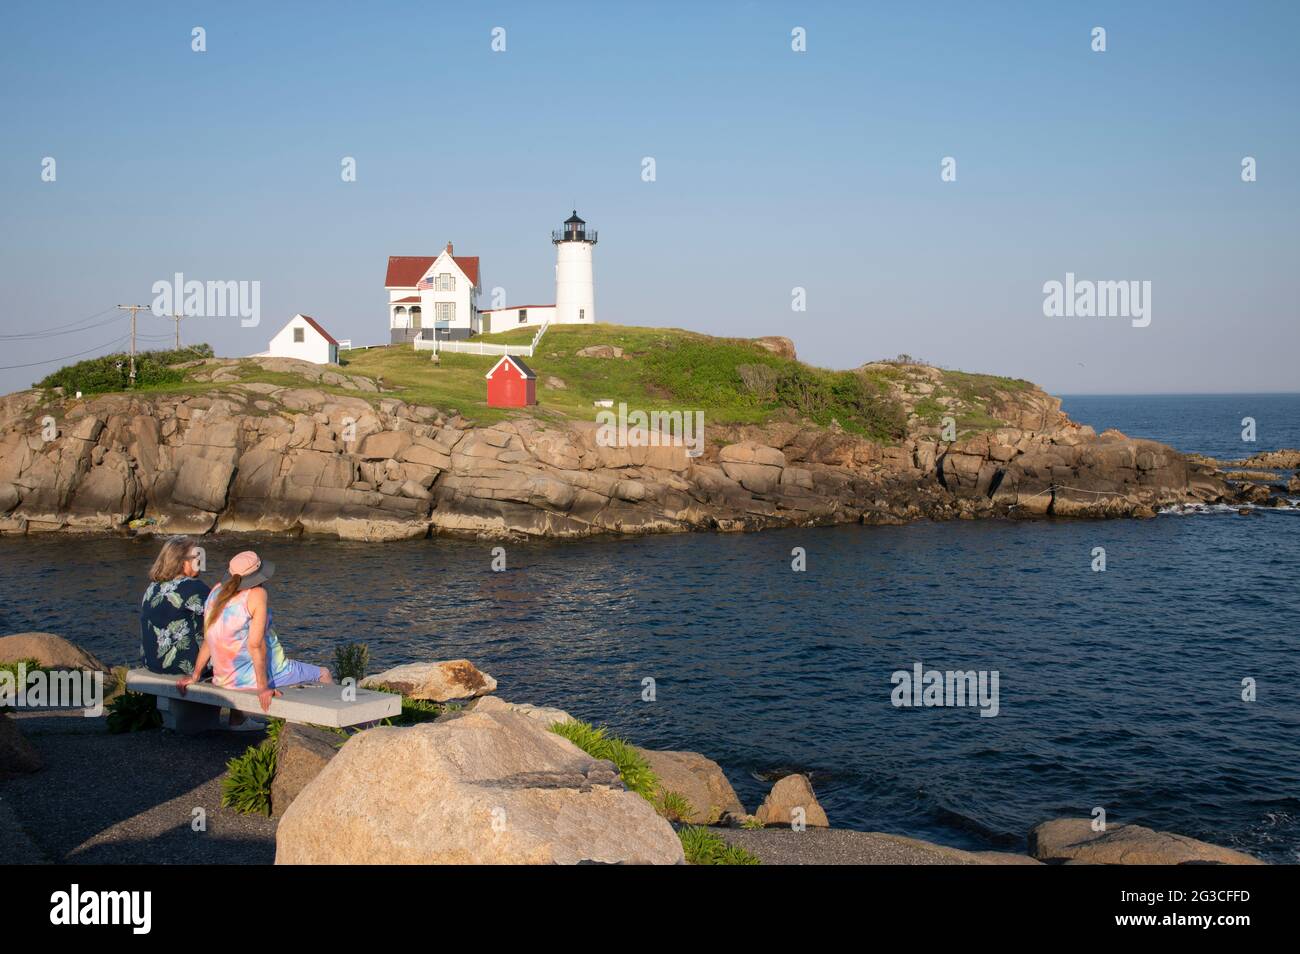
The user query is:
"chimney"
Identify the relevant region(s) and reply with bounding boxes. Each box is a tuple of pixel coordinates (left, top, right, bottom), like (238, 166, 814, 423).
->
(446, 241, 453, 254)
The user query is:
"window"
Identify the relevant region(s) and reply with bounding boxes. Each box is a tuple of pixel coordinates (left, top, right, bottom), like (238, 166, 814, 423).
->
(436, 273, 454, 291)
(435, 301, 455, 324)
(579, 308, 585, 321)
(518, 309, 528, 324)
(293, 327, 304, 343)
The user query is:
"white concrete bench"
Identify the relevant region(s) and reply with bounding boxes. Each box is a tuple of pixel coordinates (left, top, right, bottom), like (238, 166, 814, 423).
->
(124, 668, 401, 734)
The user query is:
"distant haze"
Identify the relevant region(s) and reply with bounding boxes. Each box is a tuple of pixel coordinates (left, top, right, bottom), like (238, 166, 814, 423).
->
(1, 2, 1296, 396)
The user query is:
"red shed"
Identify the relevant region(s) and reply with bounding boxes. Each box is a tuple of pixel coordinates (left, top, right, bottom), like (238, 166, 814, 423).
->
(485, 354, 537, 407)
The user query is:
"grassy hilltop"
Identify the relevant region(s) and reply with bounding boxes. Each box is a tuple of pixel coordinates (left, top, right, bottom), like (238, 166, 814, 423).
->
(30, 323, 1036, 442)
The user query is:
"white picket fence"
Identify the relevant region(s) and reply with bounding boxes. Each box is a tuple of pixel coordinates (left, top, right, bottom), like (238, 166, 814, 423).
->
(415, 321, 550, 358)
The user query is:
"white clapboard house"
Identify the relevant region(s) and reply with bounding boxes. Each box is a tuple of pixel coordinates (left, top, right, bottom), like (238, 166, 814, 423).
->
(385, 243, 482, 344)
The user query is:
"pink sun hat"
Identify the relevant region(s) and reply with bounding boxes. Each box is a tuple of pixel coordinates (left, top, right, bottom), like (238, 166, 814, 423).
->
(223, 550, 276, 591)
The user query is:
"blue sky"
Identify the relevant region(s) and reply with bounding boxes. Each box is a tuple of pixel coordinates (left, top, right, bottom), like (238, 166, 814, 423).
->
(1, 1, 1296, 394)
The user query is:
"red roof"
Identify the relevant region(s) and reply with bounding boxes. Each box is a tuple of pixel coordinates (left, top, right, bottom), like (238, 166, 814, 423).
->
(392, 296, 421, 304)
(386, 254, 480, 288)
(295, 314, 338, 346)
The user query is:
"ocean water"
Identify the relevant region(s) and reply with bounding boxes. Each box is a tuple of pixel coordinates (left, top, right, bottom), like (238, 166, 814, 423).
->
(1, 394, 1297, 861)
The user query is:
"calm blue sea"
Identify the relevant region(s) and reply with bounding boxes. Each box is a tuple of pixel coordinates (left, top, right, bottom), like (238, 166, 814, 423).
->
(1, 394, 1297, 860)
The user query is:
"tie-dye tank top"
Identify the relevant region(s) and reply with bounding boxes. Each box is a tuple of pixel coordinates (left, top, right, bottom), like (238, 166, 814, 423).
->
(203, 588, 292, 689)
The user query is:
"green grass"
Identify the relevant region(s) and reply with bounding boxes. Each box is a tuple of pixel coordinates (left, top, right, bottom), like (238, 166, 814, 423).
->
(678, 826, 761, 865)
(549, 719, 658, 801)
(342, 325, 1027, 441)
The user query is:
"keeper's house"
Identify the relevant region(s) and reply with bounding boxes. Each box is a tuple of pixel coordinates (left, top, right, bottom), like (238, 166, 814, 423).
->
(385, 242, 482, 344)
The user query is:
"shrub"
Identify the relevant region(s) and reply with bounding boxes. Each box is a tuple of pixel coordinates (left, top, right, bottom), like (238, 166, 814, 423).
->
(220, 718, 282, 816)
(678, 826, 761, 865)
(332, 642, 369, 683)
(36, 344, 213, 395)
(105, 690, 162, 733)
(0, 658, 43, 713)
(736, 363, 778, 400)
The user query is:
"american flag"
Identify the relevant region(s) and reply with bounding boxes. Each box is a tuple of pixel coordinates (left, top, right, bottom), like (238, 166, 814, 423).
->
(416, 275, 435, 290)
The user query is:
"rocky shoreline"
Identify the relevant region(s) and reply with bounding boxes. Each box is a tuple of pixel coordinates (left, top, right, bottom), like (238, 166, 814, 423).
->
(2, 359, 1291, 542)
(0, 635, 1268, 865)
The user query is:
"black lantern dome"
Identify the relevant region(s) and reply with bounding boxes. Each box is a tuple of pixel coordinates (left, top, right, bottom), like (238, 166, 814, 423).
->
(553, 210, 597, 244)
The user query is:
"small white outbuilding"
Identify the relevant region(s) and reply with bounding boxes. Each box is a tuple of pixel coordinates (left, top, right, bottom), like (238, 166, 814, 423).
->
(261, 314, 339, 364)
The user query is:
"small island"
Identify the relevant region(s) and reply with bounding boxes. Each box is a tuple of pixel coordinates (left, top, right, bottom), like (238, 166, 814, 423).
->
(2, 324, 1289, 542)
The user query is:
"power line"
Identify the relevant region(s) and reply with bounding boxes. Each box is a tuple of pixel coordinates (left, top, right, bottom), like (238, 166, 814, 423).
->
(0, 334, 131, 371)
(27, 305, 119, 333)
(0, 309, 125, 341)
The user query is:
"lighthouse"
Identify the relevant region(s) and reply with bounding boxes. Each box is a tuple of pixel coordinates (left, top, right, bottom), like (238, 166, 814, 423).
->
(553, 210, 596, 325)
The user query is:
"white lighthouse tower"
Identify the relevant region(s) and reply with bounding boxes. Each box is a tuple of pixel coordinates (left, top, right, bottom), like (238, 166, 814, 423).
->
(553, 210, 596, 325)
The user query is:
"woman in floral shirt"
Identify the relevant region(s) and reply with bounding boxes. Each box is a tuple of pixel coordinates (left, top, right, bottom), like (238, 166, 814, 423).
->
(140, 536, 210, 675)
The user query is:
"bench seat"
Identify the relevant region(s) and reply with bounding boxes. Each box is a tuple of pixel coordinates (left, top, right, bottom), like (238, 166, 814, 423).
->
(125, 667, 401, 733)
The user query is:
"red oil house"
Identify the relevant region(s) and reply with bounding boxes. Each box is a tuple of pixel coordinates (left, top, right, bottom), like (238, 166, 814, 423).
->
(485, 354, 537, 407)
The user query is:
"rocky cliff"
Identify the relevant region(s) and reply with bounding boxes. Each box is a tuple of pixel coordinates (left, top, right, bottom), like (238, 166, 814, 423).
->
(0, 358, 1255, 541)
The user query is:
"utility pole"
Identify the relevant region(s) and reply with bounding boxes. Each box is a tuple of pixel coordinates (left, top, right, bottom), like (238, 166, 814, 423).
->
(115, 304, 151, 385)
(171, 312, 183, 350)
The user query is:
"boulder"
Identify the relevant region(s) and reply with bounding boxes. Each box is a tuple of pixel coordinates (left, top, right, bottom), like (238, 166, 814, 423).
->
(752, 336, 797, 360)
(754, 773, 830, 828)
(575, 345, 624, 359)
(275, 708, 684, 864)
(0, 713, 43, 778)
(0, 633, 110, 672)
(633, 747, 746, 824)
(362, 659, 497, 702)
(1028, 818, 1264, 865)
(464, 694, 573, 729)
(271, 723, 344, 818)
